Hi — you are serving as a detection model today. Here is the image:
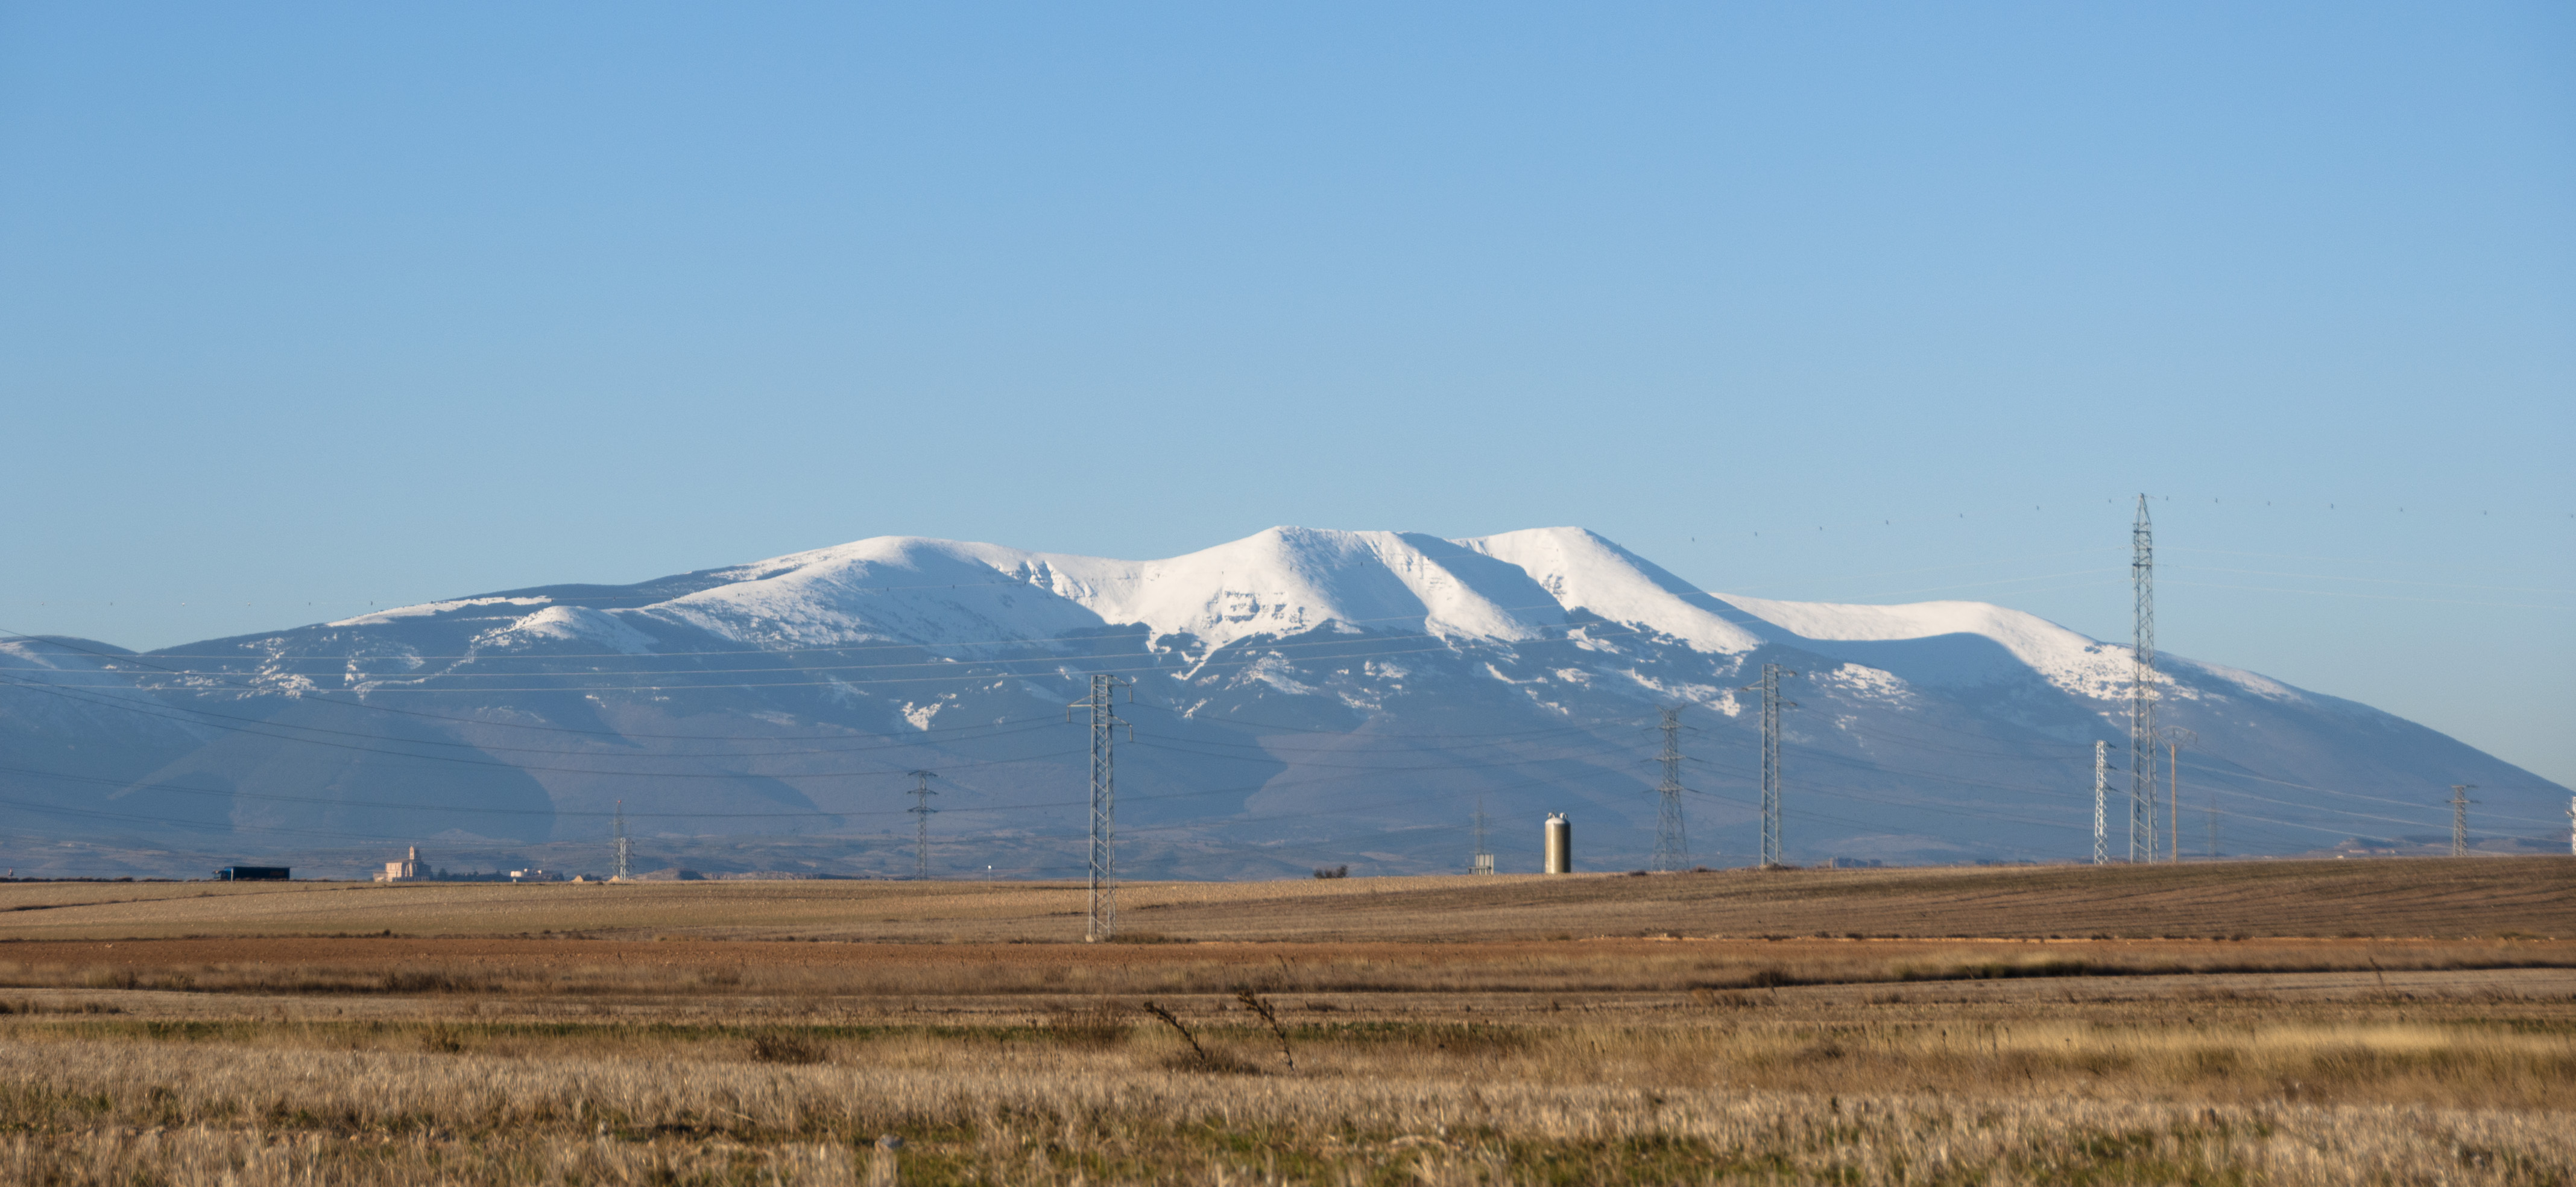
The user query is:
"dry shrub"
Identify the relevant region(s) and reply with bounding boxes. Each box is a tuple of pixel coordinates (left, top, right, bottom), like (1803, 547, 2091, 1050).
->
(378, 968, 495, 994)
(1140, 999, 1264, 1075)
(1040, 1000, 1130, 1048)
(1744, 964, 1793, 988)
(1157, 1045, 1265, 1075)
(0, 999, 119, 1016)
(749, 1030, 830, 1065)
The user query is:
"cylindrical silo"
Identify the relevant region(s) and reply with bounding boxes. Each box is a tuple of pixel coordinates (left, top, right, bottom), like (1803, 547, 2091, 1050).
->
(1543, 813, 1571, 874)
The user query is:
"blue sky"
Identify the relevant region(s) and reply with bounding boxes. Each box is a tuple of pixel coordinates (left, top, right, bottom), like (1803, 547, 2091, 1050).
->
(3, 3, 2569, 785)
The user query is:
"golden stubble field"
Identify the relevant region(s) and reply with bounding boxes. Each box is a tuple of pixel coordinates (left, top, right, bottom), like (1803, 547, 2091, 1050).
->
(0, 858, 2568, 1185)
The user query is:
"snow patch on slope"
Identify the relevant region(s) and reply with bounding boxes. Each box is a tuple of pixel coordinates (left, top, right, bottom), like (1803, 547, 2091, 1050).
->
(330, 597, 551, 627)
(1457, 527, 1763, 654)
(485, 606, 658, 654)
(1713, 594, 2131, 697)
(643, 537, 1106, 650)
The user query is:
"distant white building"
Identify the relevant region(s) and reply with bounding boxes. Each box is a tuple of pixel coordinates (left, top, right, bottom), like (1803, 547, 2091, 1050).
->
(377, 846, 426, 882)
(508, 868, 561, 883)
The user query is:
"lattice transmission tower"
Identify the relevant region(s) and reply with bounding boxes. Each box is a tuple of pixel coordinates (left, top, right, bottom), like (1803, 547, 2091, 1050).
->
(2092, 741, 2109, 866)
(2159, 726, 2196, 864)
(906, 770, 939, 879)
(1068, 675, 1131, 941)
(612, 799, 630, 881)
(1653, 706, 1690, 872)
(2129, 495, 2158, 863)
(1746, 665, 1798, 867)
(2449, 784, 2477, 857)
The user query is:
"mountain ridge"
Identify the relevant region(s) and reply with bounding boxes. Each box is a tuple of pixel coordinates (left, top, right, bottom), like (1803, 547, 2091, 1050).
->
(0, 525, 2562, 879)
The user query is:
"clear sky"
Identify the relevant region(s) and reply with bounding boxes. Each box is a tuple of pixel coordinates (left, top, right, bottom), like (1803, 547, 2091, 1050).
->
(3, 4, 2570, 786)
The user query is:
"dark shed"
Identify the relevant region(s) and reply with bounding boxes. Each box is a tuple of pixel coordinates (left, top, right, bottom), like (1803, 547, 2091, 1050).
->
(214, 866, 291, 881)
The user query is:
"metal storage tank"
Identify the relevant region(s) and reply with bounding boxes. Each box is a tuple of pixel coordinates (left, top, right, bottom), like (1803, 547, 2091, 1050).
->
(1543, 814, 1571, 874)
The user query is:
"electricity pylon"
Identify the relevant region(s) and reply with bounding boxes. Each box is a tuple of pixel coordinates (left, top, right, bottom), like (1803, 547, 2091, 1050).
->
(2092, 741, 2109, 866)
(1069, 675, 1131, 941)
(1745, 665, 1798, 867)
(906, 770, 939, 879)
(2159, 726, 2196, 864)
(2129, 495, 2158, 863)
(2449, 784, 2477, 857)
(1653, 706, 1689, 872)
(612, 799, 630, 881)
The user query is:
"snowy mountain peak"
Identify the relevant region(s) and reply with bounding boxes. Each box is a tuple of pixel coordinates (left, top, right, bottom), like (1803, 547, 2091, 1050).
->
(642, 527, 1594, 656)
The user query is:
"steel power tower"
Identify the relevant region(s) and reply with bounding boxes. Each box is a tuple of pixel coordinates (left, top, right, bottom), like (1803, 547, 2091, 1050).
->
(2159, 727, 2197, 864)
(906, 770, 939, 879)
(2129, 495, 2158, 864)
(2092, 741, 2109, 866)
(1746, 664, 1798, 867)
(1470, 797, 1494, 875)
(2449, 784, 2477, 857)
(611, 799, 630, 881)
(1069, 675, 1132, 941)
(1653, 706, 1690, 872)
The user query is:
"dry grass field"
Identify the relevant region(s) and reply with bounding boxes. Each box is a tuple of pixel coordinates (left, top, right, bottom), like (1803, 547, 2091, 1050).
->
(0, 858, 2568, 1184)
(2, 854, 2568, 943)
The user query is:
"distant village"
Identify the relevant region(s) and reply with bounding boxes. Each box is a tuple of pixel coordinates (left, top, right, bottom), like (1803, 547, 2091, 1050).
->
(374, 846, 570, 884)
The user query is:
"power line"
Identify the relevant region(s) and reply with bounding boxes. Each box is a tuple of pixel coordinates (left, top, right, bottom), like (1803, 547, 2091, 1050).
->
(11, 622, 1692, 695)
(0, 629, 1072, 741)
(6, 627, 2560, 869)
(2162, 581, 2569, 612)
(10, 659, 1679, 762)
(0, 674, 1084, 780)
(2167, 565, 2575, 597)
(57, 637, 2513, 848)
(0, 732, 2516, 873)
(68, 602, 1628, 675)
(0, 674, 1067, 758)
(2168, 753, 2568, 824)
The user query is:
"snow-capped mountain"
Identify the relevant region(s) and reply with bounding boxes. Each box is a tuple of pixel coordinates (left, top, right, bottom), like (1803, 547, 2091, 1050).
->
(1, 527, 2563, 878)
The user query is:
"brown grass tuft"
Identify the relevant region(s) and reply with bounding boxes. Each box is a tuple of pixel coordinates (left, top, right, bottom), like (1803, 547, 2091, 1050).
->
(749, 1030, 830, 1065)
